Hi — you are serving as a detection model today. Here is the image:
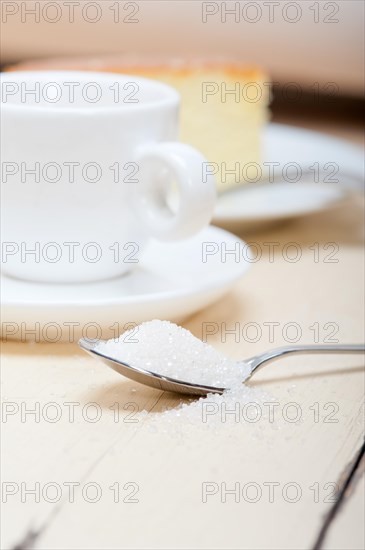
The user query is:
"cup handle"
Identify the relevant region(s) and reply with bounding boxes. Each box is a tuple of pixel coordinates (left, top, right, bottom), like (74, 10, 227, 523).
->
(133, 142, 216, 241)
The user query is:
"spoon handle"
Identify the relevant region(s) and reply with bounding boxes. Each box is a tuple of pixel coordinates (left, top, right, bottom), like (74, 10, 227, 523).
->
(248, 344, 365, 375)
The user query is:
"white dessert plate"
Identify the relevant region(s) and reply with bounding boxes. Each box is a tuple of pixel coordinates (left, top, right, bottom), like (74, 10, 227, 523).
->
(213, 123, 364, 231)
(1, 226, 249, 341)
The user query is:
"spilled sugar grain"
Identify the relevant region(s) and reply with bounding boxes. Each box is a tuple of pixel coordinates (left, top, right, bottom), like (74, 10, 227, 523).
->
(146, 385, 277, 440)
(97, 320, 274, 436)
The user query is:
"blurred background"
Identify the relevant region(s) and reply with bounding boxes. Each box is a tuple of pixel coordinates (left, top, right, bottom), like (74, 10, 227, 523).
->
(1, 0, 364, 144)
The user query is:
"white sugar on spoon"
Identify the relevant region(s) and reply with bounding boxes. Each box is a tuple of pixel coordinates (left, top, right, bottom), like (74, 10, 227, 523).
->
(96, 320, 251, 390)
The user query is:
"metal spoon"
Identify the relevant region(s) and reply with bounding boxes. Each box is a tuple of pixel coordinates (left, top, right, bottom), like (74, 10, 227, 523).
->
(79, 339, 364, 397)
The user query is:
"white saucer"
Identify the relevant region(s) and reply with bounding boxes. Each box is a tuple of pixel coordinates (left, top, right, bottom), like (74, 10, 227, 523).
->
(1, 226, 250, 341)
(213, 123, 364, 231)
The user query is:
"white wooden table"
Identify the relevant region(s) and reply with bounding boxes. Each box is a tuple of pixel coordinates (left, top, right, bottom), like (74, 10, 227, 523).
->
(2, 179, 364, 549)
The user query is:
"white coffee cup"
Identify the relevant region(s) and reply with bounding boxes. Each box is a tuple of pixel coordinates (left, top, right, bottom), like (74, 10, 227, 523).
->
(0, 71, 216, 283)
